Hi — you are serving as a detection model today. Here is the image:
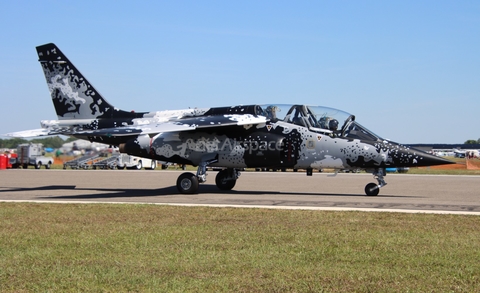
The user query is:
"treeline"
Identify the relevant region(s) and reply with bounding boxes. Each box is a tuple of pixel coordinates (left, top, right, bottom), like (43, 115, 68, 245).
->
(465, 139, 480, 144)
(0, 136, 78, 149)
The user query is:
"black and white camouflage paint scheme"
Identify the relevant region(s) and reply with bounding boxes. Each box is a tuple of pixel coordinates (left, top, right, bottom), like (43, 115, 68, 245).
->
(7, 43, 453, 195)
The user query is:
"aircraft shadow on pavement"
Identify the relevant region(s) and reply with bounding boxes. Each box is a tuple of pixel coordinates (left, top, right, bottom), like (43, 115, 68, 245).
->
(0, 185, 77, 192)
(1, 184, 410, 199)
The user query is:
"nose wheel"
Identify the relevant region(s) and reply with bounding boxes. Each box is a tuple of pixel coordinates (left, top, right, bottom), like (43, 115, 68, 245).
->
(365, 168, 387, 196)
(365, 182, 380, 196)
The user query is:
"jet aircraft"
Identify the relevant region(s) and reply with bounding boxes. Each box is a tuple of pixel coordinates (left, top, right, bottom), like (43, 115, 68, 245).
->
(7, 43, 453, 196)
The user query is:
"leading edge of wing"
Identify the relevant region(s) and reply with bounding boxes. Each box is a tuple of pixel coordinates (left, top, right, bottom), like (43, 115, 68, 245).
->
(74, 114, 269, 137)
(4, 114, 268, 138)
(5, 128, 57, 138)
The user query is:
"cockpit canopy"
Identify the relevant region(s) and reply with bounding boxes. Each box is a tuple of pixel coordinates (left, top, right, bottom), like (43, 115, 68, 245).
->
(259, 104, 382, 142)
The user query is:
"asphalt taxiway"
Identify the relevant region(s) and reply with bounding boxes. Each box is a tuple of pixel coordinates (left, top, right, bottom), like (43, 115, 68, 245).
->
(1, 169, 479, 214)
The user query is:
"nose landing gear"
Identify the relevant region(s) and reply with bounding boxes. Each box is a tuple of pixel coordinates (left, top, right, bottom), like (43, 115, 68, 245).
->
(365, 168, 387, 196)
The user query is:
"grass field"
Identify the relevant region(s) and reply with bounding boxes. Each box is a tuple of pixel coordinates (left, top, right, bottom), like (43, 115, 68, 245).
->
(1, 203, 479, 292)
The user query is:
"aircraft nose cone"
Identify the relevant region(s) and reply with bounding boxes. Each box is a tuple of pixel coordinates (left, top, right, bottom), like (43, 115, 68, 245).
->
(387, 143, 455, 167)
(412, 151, 455, 167)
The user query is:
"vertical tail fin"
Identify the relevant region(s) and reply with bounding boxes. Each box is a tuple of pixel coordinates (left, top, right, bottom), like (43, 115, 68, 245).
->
(36, 43, 142, 120)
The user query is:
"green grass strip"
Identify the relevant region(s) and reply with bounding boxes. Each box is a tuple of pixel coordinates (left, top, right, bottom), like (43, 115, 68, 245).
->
(1, 203, 479, 292)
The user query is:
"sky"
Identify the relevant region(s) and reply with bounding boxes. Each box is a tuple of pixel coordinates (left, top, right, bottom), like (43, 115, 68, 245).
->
(0, 0, 479, 144)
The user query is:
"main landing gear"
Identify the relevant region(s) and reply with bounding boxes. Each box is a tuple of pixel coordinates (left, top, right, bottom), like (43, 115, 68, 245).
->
(176, 164, 241, 194)
(364, 168, 387, 196)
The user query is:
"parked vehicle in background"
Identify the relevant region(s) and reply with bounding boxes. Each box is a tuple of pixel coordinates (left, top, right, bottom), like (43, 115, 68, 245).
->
(11, 143, 53, 169)
(7, 153, 18, 169)
(116, 154, 156, 170)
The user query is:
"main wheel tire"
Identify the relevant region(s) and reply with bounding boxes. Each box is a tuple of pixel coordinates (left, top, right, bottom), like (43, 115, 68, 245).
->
(365, 183, 380, 196)
(177, 172, 199, 194)
(46, 163, 52, 169)
(149, 161, 157, 170)
(135, 161, 143, 170)
(215, 170, 236, 191)
(35, 162, 41, 169)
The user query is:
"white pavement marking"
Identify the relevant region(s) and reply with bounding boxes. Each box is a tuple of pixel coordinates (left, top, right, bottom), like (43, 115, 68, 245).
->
(1, 199, 479, 216)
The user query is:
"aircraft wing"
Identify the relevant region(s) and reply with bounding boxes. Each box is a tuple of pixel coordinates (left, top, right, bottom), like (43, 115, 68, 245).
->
(69, 122, 194, 137)
(6, 114, 268, 138)
(174, 114, 268, 128)
(75, 114, 268, 136)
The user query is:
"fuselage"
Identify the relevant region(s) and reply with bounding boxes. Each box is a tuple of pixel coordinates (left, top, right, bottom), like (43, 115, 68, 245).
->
(116, 104, 450, 170)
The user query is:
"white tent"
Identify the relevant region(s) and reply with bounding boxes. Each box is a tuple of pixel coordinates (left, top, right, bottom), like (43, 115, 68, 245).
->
(60, 139, 110, 153)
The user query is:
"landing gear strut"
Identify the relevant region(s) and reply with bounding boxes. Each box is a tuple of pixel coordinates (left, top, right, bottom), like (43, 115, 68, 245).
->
(365, 168, 387, 196)
(175, 154, 240, 194)
(176, 159, 213, 194)
(176, 166, 241, 194)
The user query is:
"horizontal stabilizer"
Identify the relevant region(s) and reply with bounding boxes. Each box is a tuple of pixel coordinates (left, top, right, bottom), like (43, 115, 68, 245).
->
(5, 128, 59, 138)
